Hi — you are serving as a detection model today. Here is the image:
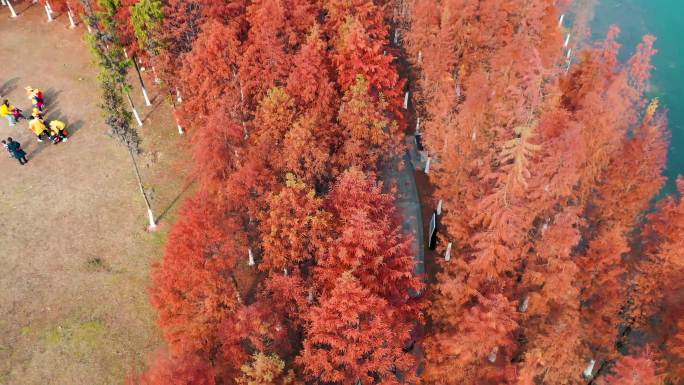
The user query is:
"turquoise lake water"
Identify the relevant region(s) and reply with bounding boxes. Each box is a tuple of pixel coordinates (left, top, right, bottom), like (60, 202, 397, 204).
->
(591, 0, 684, 196)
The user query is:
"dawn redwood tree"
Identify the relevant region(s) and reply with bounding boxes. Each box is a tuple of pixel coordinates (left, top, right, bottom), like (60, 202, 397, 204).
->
(156, 0, 247, 88)
(238, 0, 316, 110)
(632, 178, 684, 383)
(318, 169, 423, 322)
(298, 272, 416, 385)
(285, 26, 338, 121)
(259, 173, 330, 273)
(238, 0, 291, 110)
(189, 109, 245, 194)
(334, 75, 400, 172)
(150, 191, 246, 359)
(128, 350, 216, 385)
(405, 0, 672, 383)
(177, 20, 243, 129)
(237, 353, 297, 385)
(597, 353, 659, 385)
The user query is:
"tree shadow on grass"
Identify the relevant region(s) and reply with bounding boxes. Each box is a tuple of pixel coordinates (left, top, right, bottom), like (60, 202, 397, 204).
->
(0, 77, 20, 97)
(142, 97, 166, 122)
(155, 179, 195, 223)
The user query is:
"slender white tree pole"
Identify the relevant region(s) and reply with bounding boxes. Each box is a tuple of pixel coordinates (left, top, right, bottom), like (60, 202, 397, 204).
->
(126, 92, 143, 127)
(444, 242, 452, 261)
(248, 248, 255, 266)
(45, 0, 53, 13)
(172, 105, 184, 135)
(151, 66, 161, 84)
(424, 157, 431, 174)
(403, 91, 409, 109)
(7, 0, 17, 18)
(583, 359, 596, 379)
(175, 87, 182, 103)
(1, 0, 6, 6)
(129, 148, 156, 230)
(44, 5, 53, 21)
(564, 33, 571, 48)
(67, 7, 76, 28)
(558, 13, 565, 27)
(130, 56, 152, 106)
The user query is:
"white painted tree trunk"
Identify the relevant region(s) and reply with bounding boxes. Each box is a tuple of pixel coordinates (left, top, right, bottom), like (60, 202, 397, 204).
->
(488, 347, 498, 363)
(248, 248, 255, 266)
(7, 0, 17, 18)
(151, 66, 160, 84)
(0, 0, 6, 7)
(444, 242, 452, 261)
(418, 51, 422, 62)
(67, 9, 76, 28)
(424, 157, 431, 174)
(44, 5, 52, 21)
(415, 117, 420, 133)
(45, 0, 53, 13)
(141, 87, 152, 106)
(519, 296, 529, 313)
(132, 107, 143, 126)
(123, 48, 129, 58)
(175, 87, 182, 103)
(126, 92, 143, 127)
(583, 360, 596, 378)
(566, 48, 573, 59)
(564, 33, 571, 48)
(436, 199, 443, 215)
(403, 91, 409, 109)
(147, 208, 156, 229)
(129, 149, 156, 230)
(558, 13, 565, 27)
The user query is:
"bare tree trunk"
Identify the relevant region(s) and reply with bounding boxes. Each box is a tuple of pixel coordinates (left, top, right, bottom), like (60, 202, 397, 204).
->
(67, 6, 76, 28)
(126, 92, 143, 127)
(7, 0, 17, 18)
(128, 148, 156, 229)
(131, 54, 152, 106)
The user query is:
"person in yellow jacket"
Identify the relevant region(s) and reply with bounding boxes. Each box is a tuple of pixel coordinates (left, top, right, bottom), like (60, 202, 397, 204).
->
(25, 86, 45, 111)
(28, 116, 48, 142)
(48, 119, 68, 143)
(31, 107, 44, 120)
(1, 99, 24, 126)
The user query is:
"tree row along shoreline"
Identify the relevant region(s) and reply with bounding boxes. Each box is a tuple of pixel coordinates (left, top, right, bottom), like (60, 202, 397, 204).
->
(29, 0, 684, 384)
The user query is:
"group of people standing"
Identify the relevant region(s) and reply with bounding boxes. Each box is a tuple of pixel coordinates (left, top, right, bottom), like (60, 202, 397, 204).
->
(0, 86, 69, 166)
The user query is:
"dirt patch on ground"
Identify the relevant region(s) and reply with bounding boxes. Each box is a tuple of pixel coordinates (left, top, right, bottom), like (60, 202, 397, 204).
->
(0, 3, 189, 384)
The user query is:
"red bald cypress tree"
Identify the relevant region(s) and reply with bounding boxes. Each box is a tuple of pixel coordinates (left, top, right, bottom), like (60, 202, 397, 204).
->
(150, 192, 245, 359)
(156, 0, 246, 88)
(318, 169, 423, 314)
(177, 20, 243, 129)
(598, 353, 660, 385)
(128, 350, 216, 385)
(298, 272, 416, 385)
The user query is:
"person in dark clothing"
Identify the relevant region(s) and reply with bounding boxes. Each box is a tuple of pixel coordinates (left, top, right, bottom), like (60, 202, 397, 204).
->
(6, 137, 28, 165)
